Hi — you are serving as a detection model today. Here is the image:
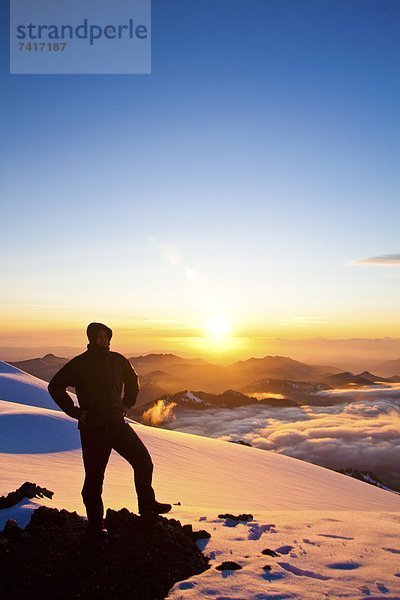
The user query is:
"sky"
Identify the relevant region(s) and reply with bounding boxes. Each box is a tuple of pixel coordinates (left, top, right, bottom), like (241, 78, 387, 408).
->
(0, 0, 399, 361)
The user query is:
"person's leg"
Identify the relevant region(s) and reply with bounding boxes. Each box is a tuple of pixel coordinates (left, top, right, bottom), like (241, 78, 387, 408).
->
(110, 423, 156, 511)
(79, 427, 112, 529)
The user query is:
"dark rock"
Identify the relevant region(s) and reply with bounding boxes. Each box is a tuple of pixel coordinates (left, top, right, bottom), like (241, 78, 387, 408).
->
(26, 506, 84, 538)
(0, 505, 211, 599)
(2, 519, 23, 539)
(262, 564, 272, 570)
(262, 548, 280, 557)
(215, 560, 242, 571)
(0, 482, 54, 509)
(182, 523, 211, 541)
(229, 440, 253, 447)
(217, 512, 253, 521)
(334, 468, 399, 493)
(192, 529, 211, 541)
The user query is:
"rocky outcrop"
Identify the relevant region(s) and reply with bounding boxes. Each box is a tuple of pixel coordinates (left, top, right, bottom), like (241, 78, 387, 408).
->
(218, 512, 253, 521)
(0, 481, 53, 509)
(0, 505, 211, 599)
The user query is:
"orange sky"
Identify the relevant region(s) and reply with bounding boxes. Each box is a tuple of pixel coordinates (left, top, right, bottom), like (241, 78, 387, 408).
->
(1, 308, 399, 367)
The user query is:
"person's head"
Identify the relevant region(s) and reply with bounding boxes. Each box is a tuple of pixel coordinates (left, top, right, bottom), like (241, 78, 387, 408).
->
(95, 328, 110, 348)
(86, 322, 113, 348)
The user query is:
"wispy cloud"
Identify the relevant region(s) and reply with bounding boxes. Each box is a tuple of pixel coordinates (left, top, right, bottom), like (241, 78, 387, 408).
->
(25, 304, 74, 309)
(280, 316, 326, 326)
(350, 254, 400, 267)
(149, 236, 205, 285)
(159, 242, 180, 264)
(142, 399, 177, 426)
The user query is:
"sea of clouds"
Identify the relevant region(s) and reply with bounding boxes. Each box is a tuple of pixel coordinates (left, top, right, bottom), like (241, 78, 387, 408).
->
(159, 384, 400, 493)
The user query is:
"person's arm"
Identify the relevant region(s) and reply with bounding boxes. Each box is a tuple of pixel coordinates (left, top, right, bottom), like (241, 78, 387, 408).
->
(47, 358, 82, 420)
(121, 357, 140, 409)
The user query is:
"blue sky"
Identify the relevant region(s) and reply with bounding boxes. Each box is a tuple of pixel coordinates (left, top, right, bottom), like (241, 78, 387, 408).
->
(0, 0, 399, 357)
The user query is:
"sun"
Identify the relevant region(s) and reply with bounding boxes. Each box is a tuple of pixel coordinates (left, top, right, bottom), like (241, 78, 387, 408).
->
(204, 314, 231, 338)
(191, 313, 244, 358)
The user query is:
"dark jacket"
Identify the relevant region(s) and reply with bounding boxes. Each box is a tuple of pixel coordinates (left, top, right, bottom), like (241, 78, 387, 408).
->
(47, 322, 140, 429)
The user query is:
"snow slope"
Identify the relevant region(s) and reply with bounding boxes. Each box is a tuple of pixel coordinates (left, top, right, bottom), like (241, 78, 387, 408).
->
(1, 360, 399, 599)
(0, 359, 61, 410)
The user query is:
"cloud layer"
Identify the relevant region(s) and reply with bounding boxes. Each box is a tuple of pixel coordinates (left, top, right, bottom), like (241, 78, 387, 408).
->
(351, 253, 400, 267)
(159, 385, 400, 492)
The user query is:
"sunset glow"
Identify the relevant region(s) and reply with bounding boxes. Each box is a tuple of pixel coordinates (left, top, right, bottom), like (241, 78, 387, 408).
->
(0, 1, 399, 365)
(204, 315, 231, 338)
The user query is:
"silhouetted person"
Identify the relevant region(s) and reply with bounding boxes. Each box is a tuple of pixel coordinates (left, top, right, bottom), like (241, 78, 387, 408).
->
(48, 322, 172, 538)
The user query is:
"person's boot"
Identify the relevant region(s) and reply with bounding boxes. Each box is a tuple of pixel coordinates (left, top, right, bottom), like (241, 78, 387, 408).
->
(85, 519, 109, 540)
(138, 500, 172, 516)
(86, 526, 109, 541)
